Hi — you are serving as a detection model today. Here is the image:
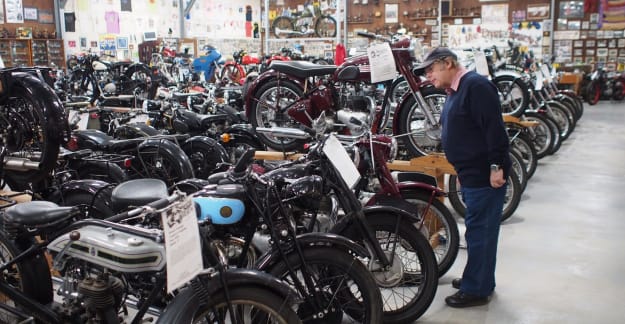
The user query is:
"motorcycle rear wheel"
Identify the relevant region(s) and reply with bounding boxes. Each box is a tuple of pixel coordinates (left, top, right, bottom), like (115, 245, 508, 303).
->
(314, 15, 337, 38)
(136, 146, 194, 186)
(271, 17, 294, 38)
(447, 169, 523, 223)
(522, 112, 556, 159)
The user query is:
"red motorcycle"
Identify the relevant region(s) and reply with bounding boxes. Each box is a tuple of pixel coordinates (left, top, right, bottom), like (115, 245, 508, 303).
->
(244, 32, 445, 156)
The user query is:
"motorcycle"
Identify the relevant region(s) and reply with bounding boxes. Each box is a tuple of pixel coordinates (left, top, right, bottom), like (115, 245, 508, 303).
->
(191, 45, 223, 83)
(0, 187, 301, 324)
(143, 91, 264, 178)
(245, 32, 445, 158)
(585, 66, 625, 105)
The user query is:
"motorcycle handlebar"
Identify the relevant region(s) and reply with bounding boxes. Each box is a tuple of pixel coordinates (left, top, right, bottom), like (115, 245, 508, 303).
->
(104, 193, 181, 223)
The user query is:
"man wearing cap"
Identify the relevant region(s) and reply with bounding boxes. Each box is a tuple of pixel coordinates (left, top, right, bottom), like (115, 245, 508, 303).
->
(415, 47, 511, 308)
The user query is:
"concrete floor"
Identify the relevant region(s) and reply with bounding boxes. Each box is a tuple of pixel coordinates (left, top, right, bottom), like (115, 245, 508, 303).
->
(419, 101, 625, 324)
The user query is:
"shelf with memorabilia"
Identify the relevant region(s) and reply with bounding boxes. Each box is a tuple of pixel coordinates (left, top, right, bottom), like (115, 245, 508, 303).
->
(0, 39, 31, 68)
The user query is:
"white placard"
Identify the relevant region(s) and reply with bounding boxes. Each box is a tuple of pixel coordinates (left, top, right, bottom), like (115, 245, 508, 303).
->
(540, 64, 552, 83)
(474, 51, 490, 77)
(534, 72, 544, 91)
(367, 42, 396, 83)
(162, 195, 203, 294)
(323, 134, 361, 189)
(68, 111, 90, 130)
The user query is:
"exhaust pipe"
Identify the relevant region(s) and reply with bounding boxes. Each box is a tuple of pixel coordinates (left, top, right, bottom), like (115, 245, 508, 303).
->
(3, 157, 40, 171)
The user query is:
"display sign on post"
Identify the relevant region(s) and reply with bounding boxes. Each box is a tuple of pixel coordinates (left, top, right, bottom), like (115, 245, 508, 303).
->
(367, 42, 396, 83)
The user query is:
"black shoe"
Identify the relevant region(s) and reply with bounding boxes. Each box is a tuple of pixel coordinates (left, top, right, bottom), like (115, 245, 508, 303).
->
(445, 291, 489, 308)
(452, 278, 462, 289)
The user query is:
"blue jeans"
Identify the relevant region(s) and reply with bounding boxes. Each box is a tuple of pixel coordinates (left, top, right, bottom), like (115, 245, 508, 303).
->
(460, 184, 506, 297)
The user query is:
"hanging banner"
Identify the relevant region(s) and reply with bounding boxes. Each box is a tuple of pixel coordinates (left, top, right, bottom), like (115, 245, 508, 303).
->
(5, 0, 24, 23)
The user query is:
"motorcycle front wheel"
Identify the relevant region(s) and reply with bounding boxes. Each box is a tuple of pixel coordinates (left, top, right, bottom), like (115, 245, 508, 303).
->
(396, 87, 447, 157)
(250, 80, 305, 151)
(447, 169, 523, 223)
(492, 75, 530, 117)
(266, 246, 383, 324)
(156, 284, 302, 324)
(271, 17, 294, 38)
(314, 15, 337, 38)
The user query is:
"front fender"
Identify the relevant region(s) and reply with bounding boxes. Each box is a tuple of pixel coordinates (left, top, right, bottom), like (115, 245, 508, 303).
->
(138, 138, 195, 178)
(183, 135, 230, 162)
(155, 268, 298, 324)
(255, 232, 369, 271)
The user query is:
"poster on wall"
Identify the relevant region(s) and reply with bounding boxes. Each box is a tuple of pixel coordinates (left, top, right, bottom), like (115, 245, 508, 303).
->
(23, 7, 36, 21)
(5, 0, 24, 23)
(38, 10, 53, 24)
(385, 4, 398, 24)
(527, 4, 550, 20)
(481, 4, 508, 29)
(99, 34, 117, 51)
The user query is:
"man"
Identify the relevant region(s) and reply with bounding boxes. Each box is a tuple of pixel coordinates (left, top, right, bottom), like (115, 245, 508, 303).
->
(415, 47, 511, 308)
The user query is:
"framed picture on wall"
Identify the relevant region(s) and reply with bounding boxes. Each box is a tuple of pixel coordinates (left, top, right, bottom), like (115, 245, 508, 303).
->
(618, 39, 625, 48)
(116, 37, 128, 49)
(597, 40, 607, 47)
(573, 57, 583, 63)
(586, 49, 595, 56)
(558, 1, 584, 19)
(574, 48, 583, 56)
(441, 0, 452, 17)
(574, 40, 583, 47)
(582, 21, 589, 29)
(567, 20, 581, 30)
(527, 4, 550, 20)
(586, 40, 595, 47)
(557, 19, 568, 30)
(385, 3, 398, 23)
(609, 49, 618, 57)
(609, 39, 617, 48)
(580, 31, 588, 39)
(619, 49, 625, 56)
(585, 57, 594, 63)
(597, 48, 608, 57)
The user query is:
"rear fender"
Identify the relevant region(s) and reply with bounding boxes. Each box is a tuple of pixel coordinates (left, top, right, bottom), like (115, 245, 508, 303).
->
(183, 135, 230, 164)
(138, 138, 195, 177)
(58, 179, 113, 205)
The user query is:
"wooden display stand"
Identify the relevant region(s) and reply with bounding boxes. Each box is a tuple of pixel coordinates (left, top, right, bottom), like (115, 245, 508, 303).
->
(558, 73, 584, 95)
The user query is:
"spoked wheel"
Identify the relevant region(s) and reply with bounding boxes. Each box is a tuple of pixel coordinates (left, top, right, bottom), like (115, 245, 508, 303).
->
(447, 169, 523, 223)
(547, 102, 575, 140)
(508, 129, 538, 179)
(160, 285, 302, 324)
(400, 190, 459, 277)
(0, 84, 65, 183)
(271, 17, 294, 38)
(219, 64, 243, 85)
(389, 77, 410, 107)
(250, 80, 305, 151)
(522, 112, 556, 159)
(509, 149, 528, 191)
(267, 247, 383, 324)
(314, 15, 337, 38)
(0, 231, 53, 324)
(397, 87, 447, 157)
(182, 138, 230, 179)
(336, 215, 438, 323)
(493, 75, 530, 117)
(586, 82, 601, 105)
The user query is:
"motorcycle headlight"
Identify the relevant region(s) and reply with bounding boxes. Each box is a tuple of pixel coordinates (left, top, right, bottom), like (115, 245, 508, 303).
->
(388, 137, 398, 162)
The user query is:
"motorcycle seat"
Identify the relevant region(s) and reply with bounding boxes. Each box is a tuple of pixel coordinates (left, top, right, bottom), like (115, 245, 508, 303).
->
(270, 61, 337, 79)
(4, 201, 77, 227)
(111, 179, 169, 212)
(73, 129, 142, 151)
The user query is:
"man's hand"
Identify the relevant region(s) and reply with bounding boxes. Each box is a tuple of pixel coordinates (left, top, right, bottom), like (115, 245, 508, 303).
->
(490, 169, 506, 188)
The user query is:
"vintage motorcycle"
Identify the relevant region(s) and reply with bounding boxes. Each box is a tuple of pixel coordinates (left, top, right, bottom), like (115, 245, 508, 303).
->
(0, 187, 301, 323)
(585, 66, 625, 105)
(245, 32, 445, 158)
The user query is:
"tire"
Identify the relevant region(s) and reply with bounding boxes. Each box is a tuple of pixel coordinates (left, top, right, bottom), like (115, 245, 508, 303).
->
(509, 149, 528, 191)
(75, 161, 128, 184)
(523, 112, 556, 159)
(0, 231, 53, 324)
(182, 138, 230, 180)
(613, 79, 625, 101)
(249, 80, 306, 151)
(61, 189, 115, 219)
(136, 145, 194, 186)
(267, 247, 383, 324)
(548, 102, 575, 141)
(271, 17, 294, 38)
(156, 284, 302, 324)
(396, 87, 447, 157)
(493, 75, 530, 117)
(389, 76, 409, 107)
(399, 190, 459, 277)
(508, 130, 538, 179)
(336, 215, 438, 323)
(1, 84, 62, 183)
(558, 94, 583, 122)
(314, 15, 337, 38)
(542, 114, 562, 155)
(223, 135, 266, 164)
(585, 82, 601, 105)
(448, 169, 523, 223)
(219, 63, 244, 85)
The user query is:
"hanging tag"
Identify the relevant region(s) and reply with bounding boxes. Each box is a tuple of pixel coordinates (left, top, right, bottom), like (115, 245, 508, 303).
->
(367, 42, 396, 83)
(162, 195, 203, 294)
(474, 51, 490, 77)
(534, 72, 544, 91)
(323, 134, 361, 189)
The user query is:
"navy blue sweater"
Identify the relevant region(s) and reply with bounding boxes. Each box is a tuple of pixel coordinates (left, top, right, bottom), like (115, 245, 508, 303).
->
(440, 71, 511, 188)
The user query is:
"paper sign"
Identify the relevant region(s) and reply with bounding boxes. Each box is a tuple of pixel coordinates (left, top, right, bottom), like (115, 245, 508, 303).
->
(540, 64, 552, 83)
(323, 134, 361, 189)
(367, 42, 396, 83)
(162, 195, 203, 293)
(474, 51, 490, 77)
(534, 72, 544, 91)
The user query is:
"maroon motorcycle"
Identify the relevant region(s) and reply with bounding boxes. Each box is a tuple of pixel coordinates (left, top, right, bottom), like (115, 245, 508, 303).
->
(244, 32, 446, 157)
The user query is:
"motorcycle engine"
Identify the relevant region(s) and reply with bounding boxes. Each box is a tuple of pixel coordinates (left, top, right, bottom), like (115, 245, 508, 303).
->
(337, 84, 377, 134)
